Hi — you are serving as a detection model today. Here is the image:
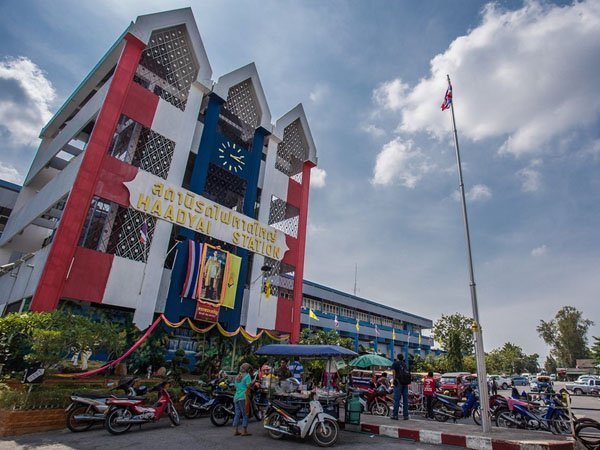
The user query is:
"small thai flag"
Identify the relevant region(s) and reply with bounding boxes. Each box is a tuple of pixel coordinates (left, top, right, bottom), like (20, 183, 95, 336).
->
(441, 82, 453, 111)
(375, 324, 381, 336)
(334, 315, 339, 328)
(139, 219, 148, 245)
(181, 240, 203, 299)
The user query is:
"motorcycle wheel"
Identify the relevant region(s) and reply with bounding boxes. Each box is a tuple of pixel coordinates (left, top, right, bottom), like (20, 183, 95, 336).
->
(105, 407, 133, 435)
(432, 402, 450, 422)
(168, 403, 181, 426)
(496, 410, 520, 429)
(472, 407, 482, 426)
(210, 404, 231, 427)
(574, 418, 600, 449)
(312, 418, 339, 447)
(253, 402, 266, 421)
(264, 413, 285, 440)
(66, 404, 95, 432)
(183, 397, 200, 419)
(369, 401, 389, 417)
(550, 412, 570, 435)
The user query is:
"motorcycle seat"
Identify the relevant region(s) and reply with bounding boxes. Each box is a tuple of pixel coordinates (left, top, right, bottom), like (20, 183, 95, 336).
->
(272, 399, 303, 414)
(72, 392, 110, 398)
(436, 393, 460, 402)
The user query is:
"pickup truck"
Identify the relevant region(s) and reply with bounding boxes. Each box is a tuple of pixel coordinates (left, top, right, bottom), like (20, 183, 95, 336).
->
(566, 378, 600, 395)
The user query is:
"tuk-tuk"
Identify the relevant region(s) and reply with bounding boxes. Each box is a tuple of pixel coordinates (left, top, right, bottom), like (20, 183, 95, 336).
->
(439, 372, 471, 397)
(531, 375, 552, 392)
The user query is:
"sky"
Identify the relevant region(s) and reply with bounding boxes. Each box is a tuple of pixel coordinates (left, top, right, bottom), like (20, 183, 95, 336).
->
(0, 0, 599, 361)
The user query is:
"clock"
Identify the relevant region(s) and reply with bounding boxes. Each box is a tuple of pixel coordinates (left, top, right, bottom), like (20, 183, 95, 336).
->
(217, 141, 246, 173)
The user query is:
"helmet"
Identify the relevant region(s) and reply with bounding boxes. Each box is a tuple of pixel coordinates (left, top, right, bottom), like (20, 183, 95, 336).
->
(218, 381, 228, 389)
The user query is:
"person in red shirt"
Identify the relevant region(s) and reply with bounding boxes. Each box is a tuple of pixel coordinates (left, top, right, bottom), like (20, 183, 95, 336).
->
(423, 371, 436, 419)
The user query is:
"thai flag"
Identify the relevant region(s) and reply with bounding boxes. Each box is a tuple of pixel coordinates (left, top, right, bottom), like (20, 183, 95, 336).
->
(441, 82, 453, 111)
(139, 219, 148, 245)
(334, 315, 339, 328)
(181, 240, 203, 299)
(375, 324, 381, 336)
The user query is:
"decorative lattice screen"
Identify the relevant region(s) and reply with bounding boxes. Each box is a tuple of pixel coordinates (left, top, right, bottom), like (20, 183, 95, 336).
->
(275, 119, 308, 181)
(109, 115, 175, 180)
(203, 164, 247, 211)
(268, 196, 299, 238)
(223, 79, 260, 140)
(107, 207, 156, 263)
(136, 25, 199, 111)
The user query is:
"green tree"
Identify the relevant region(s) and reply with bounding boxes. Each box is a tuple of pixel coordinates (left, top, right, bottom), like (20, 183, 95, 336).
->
(544, 355, 558, 374)
(433, 313, 475, 371)
(484, 342, 539, 375)
(591, 336, 600, 365)
(537, 306, 593, 367)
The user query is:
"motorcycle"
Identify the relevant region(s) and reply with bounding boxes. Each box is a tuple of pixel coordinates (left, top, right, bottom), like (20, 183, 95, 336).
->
(263, 396, 339, 447)
(209, 385, 235, 426)
(495, 394, 571, 434)
(104, 380, 179, 434)
(65, 377, 147, 432)
(432, 388, 481, 425)
(353, 385, 392, 416)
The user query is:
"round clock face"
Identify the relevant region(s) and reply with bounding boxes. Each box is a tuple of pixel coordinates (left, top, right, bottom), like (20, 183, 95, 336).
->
(218, 141, 246, 173)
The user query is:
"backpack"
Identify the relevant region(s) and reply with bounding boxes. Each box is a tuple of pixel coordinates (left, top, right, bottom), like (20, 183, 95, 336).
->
(398, 365, 411, 386)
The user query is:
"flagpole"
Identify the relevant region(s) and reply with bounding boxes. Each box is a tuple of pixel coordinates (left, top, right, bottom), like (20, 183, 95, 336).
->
(446, 74, 491, 433)
(139, 217, 149, 295)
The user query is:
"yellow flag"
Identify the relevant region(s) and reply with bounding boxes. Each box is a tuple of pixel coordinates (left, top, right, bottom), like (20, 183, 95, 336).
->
(392, 328, 396, 341)
(309, 309, 319, 321)
(265, 280, 271, 299)
(355, 319, 360, 332)
(221, 254, 241, 309)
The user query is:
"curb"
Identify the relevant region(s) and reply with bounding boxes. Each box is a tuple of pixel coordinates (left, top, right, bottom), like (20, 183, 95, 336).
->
(356, 423, 575, 450)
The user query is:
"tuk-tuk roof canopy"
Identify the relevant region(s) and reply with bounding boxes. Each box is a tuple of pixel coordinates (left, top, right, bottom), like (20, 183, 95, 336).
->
(255, 344, 358, 358)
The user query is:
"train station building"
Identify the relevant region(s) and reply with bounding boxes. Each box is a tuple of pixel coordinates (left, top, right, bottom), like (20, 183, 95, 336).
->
(0, 8, 433, 356)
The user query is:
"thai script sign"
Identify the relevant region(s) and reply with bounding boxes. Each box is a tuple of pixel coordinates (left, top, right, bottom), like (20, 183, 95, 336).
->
(124, 171, 288, 260)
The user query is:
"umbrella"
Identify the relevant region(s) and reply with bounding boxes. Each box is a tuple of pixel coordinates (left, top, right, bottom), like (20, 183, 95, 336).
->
(349, 353, 393, 368)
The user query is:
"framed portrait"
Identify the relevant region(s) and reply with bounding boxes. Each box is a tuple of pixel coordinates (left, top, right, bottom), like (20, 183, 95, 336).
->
(197, 245, 228, 304)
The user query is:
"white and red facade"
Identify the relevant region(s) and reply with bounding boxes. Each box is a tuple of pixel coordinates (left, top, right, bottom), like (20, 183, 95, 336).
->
(0, 8, 317, 342)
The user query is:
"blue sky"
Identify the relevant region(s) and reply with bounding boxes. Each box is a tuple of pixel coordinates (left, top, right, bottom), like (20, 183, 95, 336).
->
(1, 0, 599, 361)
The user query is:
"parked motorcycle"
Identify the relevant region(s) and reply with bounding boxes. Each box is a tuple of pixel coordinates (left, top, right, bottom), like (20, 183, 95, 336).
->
(263, 396, 339, 447)
(209, 384, 235, 426)
(432, 388, 480, 424)
(104, 380, 179, 434)
(65, 377, 147, 432)
(353, 386, 391, 416)
(495, 394, 570, 434)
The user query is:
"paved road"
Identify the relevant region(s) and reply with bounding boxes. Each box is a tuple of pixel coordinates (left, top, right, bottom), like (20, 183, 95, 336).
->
(0, 417, 456, 450)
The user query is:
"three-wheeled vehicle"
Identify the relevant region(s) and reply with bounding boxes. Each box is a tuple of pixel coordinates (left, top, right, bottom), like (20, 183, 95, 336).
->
(255, 344, 358, 447)
(439, 372, 472, 398)
(531, 375, 553, 392)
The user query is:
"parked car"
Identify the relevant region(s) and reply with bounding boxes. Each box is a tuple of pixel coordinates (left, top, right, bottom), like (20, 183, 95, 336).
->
(566, 378, 600, 395)
(576, 375, 600, 384)
(511, 376, 529, 386)
(488, 375, 512, 390)
(531, 375, 552, 392)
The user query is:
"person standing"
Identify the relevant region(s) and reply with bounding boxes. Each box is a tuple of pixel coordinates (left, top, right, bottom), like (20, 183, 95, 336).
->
(491, 378, 498, 396)
(233, 363, 252, 436)
(423, 371, 436, 419)
(391, 354, 410, 420)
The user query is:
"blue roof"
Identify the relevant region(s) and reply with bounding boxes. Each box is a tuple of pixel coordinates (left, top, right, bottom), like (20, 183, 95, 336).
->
(0, 179, 21, 193)
(255, 344, 358, 358)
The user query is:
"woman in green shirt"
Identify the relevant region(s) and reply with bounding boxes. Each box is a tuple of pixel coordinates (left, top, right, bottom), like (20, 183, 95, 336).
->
(233, 362, 252, 436)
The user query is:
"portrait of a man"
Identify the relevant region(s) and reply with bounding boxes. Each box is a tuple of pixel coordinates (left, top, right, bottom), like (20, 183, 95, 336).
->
(198, 246, 227, 303)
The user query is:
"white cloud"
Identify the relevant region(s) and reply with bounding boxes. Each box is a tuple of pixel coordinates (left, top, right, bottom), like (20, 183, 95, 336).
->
(362, 123, 385, 138)
(371, 138, 432, 187)
(452, 183, 492, 202)
(517, 167, 542, 192)
(0, 162, 22, 184)
(531, 244, 548, 257)
(309, 83, 330, 104)
(374, 1, 600, 157)
(373, 79, 408, 112)
(0, 56, 56, 147)
(310, 167, 327, 188)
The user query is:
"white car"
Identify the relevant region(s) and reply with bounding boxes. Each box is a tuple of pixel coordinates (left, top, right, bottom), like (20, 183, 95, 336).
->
(488, 375, 512, 390)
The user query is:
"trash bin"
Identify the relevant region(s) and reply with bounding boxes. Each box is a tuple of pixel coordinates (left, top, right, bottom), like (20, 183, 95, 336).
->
(345, 393, 361, 425)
